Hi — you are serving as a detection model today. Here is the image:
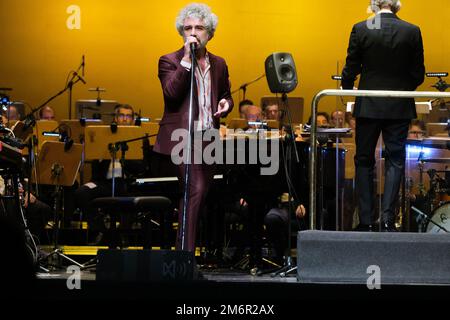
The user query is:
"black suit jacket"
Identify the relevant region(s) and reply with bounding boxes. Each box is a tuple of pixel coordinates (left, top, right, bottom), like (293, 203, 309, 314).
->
(341, 13, 425, 119)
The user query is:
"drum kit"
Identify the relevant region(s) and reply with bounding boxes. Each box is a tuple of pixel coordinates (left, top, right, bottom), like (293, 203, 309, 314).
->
(407, 137, 450, 233)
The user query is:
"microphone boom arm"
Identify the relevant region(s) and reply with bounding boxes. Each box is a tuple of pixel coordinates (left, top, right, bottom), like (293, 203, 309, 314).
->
(231, 74, 266, 99)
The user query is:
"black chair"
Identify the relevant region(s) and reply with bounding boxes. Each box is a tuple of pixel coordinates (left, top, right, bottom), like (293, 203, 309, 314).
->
(90, 196, 172, 249)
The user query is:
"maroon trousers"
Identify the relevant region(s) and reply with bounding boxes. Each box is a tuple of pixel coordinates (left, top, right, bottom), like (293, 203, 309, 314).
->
(176, 162, 215, 252)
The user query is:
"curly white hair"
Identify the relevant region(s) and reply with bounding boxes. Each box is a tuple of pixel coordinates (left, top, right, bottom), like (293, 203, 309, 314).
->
(370, 0, 402, 14)
(175, 3, 218, 37)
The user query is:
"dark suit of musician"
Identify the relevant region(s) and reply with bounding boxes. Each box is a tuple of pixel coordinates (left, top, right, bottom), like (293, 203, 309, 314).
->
(154, 5, 233, 251)
(341, 7, 425, 230)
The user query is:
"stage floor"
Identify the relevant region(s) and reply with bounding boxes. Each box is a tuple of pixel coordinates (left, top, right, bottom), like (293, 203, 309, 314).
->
(4, 265, 447, 319)
(35, 268, 299, 283)
(31, 267, 450, 300)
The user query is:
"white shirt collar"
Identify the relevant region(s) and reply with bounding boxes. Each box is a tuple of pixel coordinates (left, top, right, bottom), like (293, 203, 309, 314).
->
(377, 9, 393, 14)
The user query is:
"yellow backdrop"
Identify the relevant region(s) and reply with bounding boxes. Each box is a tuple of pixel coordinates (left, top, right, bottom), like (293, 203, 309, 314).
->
(0, 0, 449, 121)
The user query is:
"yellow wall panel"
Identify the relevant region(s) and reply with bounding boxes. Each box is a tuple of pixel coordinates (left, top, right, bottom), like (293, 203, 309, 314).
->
(0, 0, 449, 122)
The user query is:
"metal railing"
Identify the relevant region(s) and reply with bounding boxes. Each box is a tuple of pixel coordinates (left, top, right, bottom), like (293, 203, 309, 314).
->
(309, 89, 450, 230)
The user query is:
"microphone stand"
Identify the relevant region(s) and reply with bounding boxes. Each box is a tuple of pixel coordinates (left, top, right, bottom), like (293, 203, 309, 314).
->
(231, 74, 266, 101)
(179, 46, 196, 251)
(267, 93, 300, 277)
(69, 57, 85, 119)
(22, 70, 85, 131)
(108, 134, 156, 197)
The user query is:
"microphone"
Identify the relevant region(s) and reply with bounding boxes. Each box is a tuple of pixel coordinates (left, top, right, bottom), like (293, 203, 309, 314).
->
(64, 138, 74, 152)
(239, 83, 248, 90)
(82, 55, 85, 77)
(73, 71, 86, 84)
(110, 121, 118, 133)
(190, 42, 197, 53)
(58, 130, 73, 151)
(135, 110, 142, 126)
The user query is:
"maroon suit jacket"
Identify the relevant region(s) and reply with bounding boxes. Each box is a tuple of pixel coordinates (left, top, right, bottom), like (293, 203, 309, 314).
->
(154, 48, 234, 155)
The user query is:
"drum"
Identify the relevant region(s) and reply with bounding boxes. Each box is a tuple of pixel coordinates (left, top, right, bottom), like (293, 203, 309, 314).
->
(426, 202, 450, 233)
(431, 170, 450, 204)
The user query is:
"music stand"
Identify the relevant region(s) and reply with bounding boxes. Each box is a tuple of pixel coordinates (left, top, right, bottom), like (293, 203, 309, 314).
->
(76, 99, 117, 124)
(59, 119, 104, 185)
(266, 120, 280, 130)
(227, 118, 248, 130)
(34, 120, 60, 153)
(34, 141, 83, 269)
(59, 119, 104, 144)
(139, 122, 159, 145)
(84, 125, 145, 161)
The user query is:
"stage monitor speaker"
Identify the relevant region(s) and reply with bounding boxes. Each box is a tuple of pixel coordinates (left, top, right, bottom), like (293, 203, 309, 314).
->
(265, 52, 298, 94)
(96, 249, 197, 282)
(297, 230, 450, 285)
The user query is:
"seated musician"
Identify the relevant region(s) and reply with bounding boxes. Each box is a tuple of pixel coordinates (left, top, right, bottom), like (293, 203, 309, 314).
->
(264, 195, 306, 264)
(262, 102, 280, 121)
(305, 111, 333, 144)
(3, 105, 66, 235)
(38, 105, 56, 120)
(408, 119, 426, 140)
(239, 99, 254, 119)
(307, 111, 331, 127)
(0, 176, 53, 240)
(243, 105, 263, 131)
(18, 181, 53, 239)
(74, 104, 151, 245)
(345, 112, 356, 131)
(1, 104, 21, 124)
(330, 110, 348, 128)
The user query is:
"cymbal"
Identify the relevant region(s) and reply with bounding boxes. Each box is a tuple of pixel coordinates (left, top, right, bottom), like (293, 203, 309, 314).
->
(431, 98, 450, 107)
(76, 99, 117, 103)
(406, 139, 450, 150)
(421, 158, 450, 164)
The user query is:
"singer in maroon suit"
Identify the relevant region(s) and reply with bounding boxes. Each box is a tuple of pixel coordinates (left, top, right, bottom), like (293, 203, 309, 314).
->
(154, 3, 233, 251)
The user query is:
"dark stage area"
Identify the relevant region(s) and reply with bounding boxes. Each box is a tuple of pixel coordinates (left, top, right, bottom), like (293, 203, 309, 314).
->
(18, 268, 450, 317)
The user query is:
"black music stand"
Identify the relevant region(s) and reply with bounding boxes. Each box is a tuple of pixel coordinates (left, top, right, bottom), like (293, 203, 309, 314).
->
(35, 141, 83, 270)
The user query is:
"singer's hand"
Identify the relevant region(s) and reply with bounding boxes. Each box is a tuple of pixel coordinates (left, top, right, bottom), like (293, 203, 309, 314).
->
(183, 36, 199, 62)
(214, 99, 230, 118)
(296, 204, 306, 219)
